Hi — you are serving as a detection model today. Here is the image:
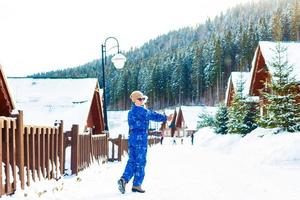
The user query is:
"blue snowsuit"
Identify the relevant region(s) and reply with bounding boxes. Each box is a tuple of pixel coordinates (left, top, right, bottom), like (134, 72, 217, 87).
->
(121, 104, 167, 186)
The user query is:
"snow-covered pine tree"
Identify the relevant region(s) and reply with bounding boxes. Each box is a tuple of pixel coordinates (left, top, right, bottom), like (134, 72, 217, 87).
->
(214, 103, 229, 134)
(260, 43, 300, 132)
(197, 112, 215, 129)
(227, 74, 249, 135)
(244, 101, 258, 133)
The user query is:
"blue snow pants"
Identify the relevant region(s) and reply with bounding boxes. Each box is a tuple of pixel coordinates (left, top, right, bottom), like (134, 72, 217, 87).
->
(121, 130, 148, 186)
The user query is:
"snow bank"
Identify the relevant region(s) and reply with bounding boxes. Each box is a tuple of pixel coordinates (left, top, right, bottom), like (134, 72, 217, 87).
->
(236, 128, 300, 165)
(195, 127, 300, 166)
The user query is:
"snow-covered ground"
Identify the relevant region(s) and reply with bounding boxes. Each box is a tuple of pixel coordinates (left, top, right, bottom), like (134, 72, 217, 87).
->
(3, 127, 300, 200)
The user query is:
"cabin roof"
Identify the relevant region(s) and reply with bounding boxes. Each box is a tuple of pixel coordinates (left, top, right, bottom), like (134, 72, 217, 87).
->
(7, 78, 101, 132)
(225, 72, 251, 105)
(256, 41, 300, 81)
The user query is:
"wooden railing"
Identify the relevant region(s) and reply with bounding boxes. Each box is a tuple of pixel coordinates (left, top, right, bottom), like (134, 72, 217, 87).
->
(108, 135, 128, 162)
(23, 123, 64, 185)
(0, 116, 18, 196)
(0, 111, 161, 196)
(0, 111, 64, 196)
(65, 125, 108, 175)
(108, 135, 160, 162)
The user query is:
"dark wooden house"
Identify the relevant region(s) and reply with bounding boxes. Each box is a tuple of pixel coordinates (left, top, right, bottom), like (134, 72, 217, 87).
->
(248, 41, 300, 115)
(0, 65, 14, 116)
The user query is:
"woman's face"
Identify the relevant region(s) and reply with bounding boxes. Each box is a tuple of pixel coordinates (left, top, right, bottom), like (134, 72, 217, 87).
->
(134, 97, 145, 106)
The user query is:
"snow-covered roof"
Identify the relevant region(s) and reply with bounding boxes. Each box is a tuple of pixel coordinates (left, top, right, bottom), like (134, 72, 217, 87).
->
(179, 106, 217, 130)
(231, 72, 251, 96)
(225, 72, 251, 105)
(7, 78, 100, 132)
(257, 41, 300, 81)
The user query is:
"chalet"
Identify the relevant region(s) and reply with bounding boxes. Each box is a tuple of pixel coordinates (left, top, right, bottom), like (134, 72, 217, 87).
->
(0, 65, 15, 116)
(160, 106, 217, 137)
(7, 78, 104, 133)
(174, 107, 185, 137)
(160, 108, 177, 137)
(225, 72, 251, 107)
(248, 41, 300, 115)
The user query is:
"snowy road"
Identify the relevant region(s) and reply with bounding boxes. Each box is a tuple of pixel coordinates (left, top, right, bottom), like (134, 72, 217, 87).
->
(5, 130, 300, 200)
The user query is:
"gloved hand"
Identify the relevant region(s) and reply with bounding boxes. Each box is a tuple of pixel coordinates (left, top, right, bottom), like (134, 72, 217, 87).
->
(167, 114, 173, 121)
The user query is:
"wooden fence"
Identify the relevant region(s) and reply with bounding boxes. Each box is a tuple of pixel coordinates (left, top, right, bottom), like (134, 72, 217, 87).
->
(0, 116, 17, 195)
(23, 123, 64, 186)
(108, 135, 128, 162)
(0, 111, 161, 196)
(108, 135, 161, 162)
(0, 111, 64, 196)
(65, 125, 108, 175)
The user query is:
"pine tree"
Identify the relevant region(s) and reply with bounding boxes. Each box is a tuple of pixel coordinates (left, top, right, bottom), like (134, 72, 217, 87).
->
(244, 101, 258, 133)
(203, 40, 217, 87)
(260, 43, 300, 132)
(214, 103, 229, 134)
(191, 45, 203, 103)
(272, 9, 283, 41)
(197, 113, 215, 129)
(227, 76, 249, 135)
(258, 16, 272, 41)
(291, 0, 300, 41)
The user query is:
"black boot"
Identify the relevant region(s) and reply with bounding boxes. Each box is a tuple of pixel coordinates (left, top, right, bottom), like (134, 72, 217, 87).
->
(132, 186, 145, 193)
(118, 178, 126, 194)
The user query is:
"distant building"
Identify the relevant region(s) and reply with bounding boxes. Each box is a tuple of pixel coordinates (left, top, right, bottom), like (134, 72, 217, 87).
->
(0, 65, 15, 116)
(160, 106, 217, 137)
(7, 78, 104, 133)
(174, 107, 185, 137)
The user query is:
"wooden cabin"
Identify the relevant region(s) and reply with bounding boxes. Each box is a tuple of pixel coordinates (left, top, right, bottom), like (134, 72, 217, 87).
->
(160, 106, 216, 137)
(0, 65, 15, 116)
(225, 72, 251, 107)
(160, 108, 177, 137)
(7, 78, 104, 134)
(248, 41, 300, 116)
(174, 107, 186, 137)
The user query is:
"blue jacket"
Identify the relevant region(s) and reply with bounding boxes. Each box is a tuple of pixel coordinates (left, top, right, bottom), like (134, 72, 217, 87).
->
(128, 104, 167, 132)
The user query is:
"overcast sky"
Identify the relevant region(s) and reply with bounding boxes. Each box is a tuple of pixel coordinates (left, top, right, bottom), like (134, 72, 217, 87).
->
(0, 0, 255, 77)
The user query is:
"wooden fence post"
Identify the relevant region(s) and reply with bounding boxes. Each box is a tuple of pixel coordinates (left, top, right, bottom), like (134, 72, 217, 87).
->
(16, 111, 25, 189)
(89, 131, 94, 163)
(57, 121, 64, 176)
(111, 139, 115, 161)
(4, 120, 11, 193)
(0, 119, 3, 195)
(71, 125, 79, 175)
(117, 134, 122, 162)
(30, 127, 36, 182)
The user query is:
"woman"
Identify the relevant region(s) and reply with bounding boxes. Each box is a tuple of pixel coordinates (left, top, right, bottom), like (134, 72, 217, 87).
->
(118, 91, 172, 194)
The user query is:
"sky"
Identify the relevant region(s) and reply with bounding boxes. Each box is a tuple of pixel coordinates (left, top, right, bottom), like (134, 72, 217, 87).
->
(0, 0, 255, 77)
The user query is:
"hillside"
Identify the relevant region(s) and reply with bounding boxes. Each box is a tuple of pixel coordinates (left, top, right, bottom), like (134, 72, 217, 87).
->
(30, 0, 300, 110)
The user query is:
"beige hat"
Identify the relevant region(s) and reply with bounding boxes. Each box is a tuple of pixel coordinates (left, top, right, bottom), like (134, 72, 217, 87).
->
(130, 91, 146, 102)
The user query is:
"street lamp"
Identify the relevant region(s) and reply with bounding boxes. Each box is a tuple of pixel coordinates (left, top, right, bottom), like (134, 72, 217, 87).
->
(101, 37, 126, 132)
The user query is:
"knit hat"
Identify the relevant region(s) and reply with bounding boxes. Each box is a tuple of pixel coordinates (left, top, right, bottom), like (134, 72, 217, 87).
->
(130, 91, 146, 102)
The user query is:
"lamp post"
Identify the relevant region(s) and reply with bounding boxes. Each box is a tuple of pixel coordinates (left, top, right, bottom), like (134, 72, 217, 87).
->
(101, 37, 126, 132)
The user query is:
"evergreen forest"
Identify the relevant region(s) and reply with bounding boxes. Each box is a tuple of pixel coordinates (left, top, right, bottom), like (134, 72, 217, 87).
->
(30, 0, 300, 110)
